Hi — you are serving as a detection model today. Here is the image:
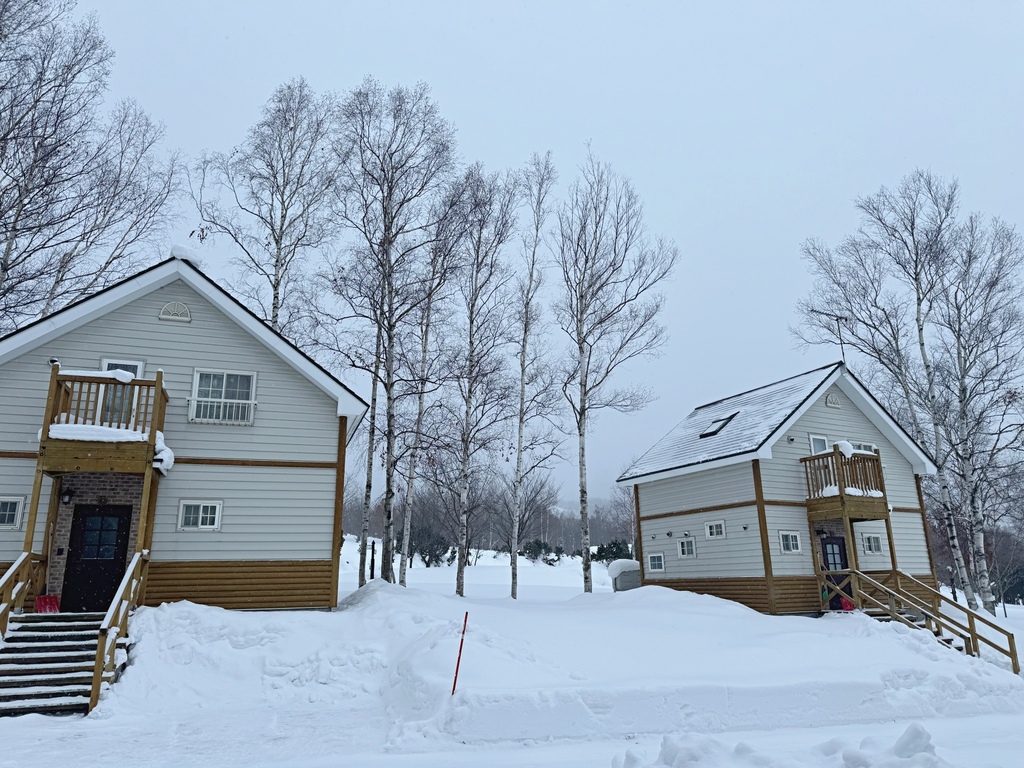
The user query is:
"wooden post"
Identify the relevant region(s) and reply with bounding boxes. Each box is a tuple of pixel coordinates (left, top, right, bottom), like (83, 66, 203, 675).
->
(883, 512, 899, 586)
(842, 512, 861, 609)
(23, 365, 62, 553)
(633, 484, 646, 584)
(330, 416, 348, 607)
(370, 541, 376, 580)
(833, 444, 846, 504)
(752, 460, 776, 615)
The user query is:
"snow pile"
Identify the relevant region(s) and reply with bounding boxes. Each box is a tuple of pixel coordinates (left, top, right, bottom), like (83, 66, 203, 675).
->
(820, 484, 885, 498)
(59, 368, 136, 383)
(608, 559, 641, 579)
(48, 424, 148, 441)
(615, 722, 953, 768)
(153, 430, 174, 474)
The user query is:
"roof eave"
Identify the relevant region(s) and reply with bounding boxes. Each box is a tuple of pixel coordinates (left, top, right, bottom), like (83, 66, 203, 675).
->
(616, 450, 757, 486)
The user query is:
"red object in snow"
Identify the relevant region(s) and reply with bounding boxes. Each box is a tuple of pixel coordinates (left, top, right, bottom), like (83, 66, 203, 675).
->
(35, 595, 60, 613)
(451, 611, 469, 696)
(839, 596, 855, 612)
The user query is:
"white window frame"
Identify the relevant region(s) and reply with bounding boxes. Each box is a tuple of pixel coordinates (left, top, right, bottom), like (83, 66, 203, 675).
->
(189, 369, 257, 426)
(849, 441, 876, 453)
(809, 434, 829, 454)
(705, 520, 726, 539)
(100, 358, 146, 378)
(177, 500, 223, 531)
(0, 497, 24, 530)
(678, 538, 696, 558)
(862, 533, 883, 554)
(647, 553, 665, 572)
(778, 530, 802, 553)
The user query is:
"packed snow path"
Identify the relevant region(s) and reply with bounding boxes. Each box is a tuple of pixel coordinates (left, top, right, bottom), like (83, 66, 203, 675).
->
(1, 553, 1023, 767)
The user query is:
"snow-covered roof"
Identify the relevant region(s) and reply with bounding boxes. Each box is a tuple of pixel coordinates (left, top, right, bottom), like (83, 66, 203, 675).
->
(0, 254, 368, 435)
(617, 362, 936, 484)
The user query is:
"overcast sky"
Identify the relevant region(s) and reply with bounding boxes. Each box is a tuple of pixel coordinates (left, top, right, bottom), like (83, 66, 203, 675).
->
(77, 1, 1024, 506)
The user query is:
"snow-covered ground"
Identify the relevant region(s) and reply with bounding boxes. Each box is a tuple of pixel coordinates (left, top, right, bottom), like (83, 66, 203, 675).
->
(3, 537, 1024, 767)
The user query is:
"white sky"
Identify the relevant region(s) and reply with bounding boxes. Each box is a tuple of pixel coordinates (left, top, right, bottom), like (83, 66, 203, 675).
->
(77, 0, 1024, 505)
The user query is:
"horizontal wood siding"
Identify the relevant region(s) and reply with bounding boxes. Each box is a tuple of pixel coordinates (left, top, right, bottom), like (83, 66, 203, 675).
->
(759, 384, 920, 508)
(889, 511, 932, 574)
(638, 463, 755, 517)
(0, 459, 50, 560)
(645, 577, 770, 613)
(0, 280, 340, 463)
(640, 506, 764, 579)
(152, 465, 336, 560)
(773, 576, 822, 614)
(764, 505, 815, 576)
(851, 520, 893, 570)
(144, 560, 333, 609)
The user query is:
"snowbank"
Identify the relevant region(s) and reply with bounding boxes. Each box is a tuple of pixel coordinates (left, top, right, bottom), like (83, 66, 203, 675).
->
(608, 558, 641, 579)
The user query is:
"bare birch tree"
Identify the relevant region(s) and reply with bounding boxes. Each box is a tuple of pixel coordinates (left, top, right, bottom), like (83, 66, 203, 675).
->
(190, 78, 341, 337)
(796, 170, 1024, 613)
(326, 78, 462, 583)
(554, 151, 678, 593)
(508, 151, 561, 598)
(441, 165, 519, 596)
(0, 0, 177, 331)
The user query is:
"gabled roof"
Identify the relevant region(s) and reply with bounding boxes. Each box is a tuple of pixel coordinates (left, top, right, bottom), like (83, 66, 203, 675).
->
(0, 255, 368, 434)
(617, 362, 936, 485)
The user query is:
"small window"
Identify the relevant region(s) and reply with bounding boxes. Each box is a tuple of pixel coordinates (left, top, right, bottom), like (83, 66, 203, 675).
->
(699, 412, 738, 438)
(809, 434, 829, 454)
(863, 534, 883, 554)
(705, 521, 725, 539)
(678, 538, 696, 558)
(849, 442, 876, 453)
(779, 531, 801, 553)
(189, 369, 257, 425)
(0, 497, 23, 529)
(648, 553, 665, 572)
(159, 301, 192, 322)
(178, 500, 222, 531)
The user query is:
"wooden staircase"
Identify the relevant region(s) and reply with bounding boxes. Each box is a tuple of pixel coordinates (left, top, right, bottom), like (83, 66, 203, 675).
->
(0, 612, 126, 716)
(821, 569, 1020, 674)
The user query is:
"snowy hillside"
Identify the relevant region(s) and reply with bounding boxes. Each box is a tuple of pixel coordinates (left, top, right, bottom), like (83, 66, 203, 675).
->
(2, 543, 1023, 767)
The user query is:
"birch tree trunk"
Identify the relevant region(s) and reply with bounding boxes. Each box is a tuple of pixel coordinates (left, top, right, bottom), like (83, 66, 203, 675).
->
(358, 327, 382, 587)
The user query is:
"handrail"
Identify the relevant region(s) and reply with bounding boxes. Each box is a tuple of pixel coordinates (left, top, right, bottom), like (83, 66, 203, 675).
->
(820, 568, 1019, 674)
(88, 551, 150, 711)
(800, 446, 886, 500)
(0, 551, 45, 639)
(50, 371, 168, 437)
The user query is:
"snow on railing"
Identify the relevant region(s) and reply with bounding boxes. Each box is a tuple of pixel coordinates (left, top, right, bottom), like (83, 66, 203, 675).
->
(801, 443, 886, 500)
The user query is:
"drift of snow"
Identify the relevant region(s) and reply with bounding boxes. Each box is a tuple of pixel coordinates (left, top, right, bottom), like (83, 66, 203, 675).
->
(2, 541, 1023, 767)
(608, 558, 641, 579)
(48, 424, 147, 441)
(153, 430, 174, 475)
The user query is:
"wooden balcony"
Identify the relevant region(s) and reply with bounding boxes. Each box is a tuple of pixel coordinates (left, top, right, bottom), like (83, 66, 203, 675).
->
(800, 444, 889, 522)
(37, 368, 169, 474)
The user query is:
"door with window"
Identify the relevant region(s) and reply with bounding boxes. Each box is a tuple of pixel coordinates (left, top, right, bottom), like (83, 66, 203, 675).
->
(61, 505, 132, 612)
(821, 535, 851, 611)
(99, 359, 144, 427)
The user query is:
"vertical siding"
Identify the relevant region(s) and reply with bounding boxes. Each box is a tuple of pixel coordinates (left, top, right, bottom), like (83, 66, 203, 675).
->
(758, 384, 920, 508)
(639, 506, 764, 579)
(890, 511, 932, 575)
(637, 463, 754, 517)
(764, 505, 815, 576)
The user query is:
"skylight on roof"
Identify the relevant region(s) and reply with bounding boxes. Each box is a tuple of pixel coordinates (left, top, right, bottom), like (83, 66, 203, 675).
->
(699, 412, 738, 439)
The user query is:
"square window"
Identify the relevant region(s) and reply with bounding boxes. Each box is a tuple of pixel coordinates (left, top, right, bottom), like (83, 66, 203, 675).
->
(190, 369, 256, 425)
(178, 500, 222, 531)
(678, 538, 695, 558)
(810, 435, 829, 454)
(0, 498, 22, 529)
(779, 531, 801, 553)
(863, 534, 883, 554)
(705, 521, 725, 539)
(648, 553, 665, 572)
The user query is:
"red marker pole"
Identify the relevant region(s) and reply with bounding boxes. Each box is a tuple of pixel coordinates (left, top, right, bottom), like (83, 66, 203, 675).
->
(451, 611, 469, 696)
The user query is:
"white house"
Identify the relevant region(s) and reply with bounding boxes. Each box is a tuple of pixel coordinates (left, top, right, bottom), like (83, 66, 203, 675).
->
(618, 362, 939, 615)
(0, 255, 367, 614)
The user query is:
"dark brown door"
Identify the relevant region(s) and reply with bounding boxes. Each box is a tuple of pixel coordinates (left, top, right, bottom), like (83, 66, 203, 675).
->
(61, 505, 132, 612)
(821, 536, 850, 610)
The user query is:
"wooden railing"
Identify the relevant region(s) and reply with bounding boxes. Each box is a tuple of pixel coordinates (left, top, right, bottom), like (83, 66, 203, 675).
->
(89, 551, 149, 711)
(49, 369, 168, 437)
(820, 568, 1019, 674)
(801, 444, 886, 500)
(0, 552, 45, 638)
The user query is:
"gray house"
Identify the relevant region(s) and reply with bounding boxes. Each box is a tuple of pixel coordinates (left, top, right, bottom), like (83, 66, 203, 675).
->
(0, 255, 367, 614)
(618, 363, 939, 615)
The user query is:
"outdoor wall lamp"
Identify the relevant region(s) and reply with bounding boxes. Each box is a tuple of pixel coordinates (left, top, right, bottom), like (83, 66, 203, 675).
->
(666, 531, 673, 537)
(682, 531, 690, 537)
(60, 488, 75, 504)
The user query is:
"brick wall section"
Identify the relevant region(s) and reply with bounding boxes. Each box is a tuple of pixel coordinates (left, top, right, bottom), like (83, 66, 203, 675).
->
(48, 473, 143, 596)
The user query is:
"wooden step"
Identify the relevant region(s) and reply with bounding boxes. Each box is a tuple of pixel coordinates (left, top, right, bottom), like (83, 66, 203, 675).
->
(0, 642, 97, 655)
(10, 612, 105, 624)
(0, 684, 91, 703)
(0, 671, 103, 688)
(5, 629, 101, 643)
(0, 661, 95, 677)
(0, 695, 89, 717)
(0, 650, 97, 665)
